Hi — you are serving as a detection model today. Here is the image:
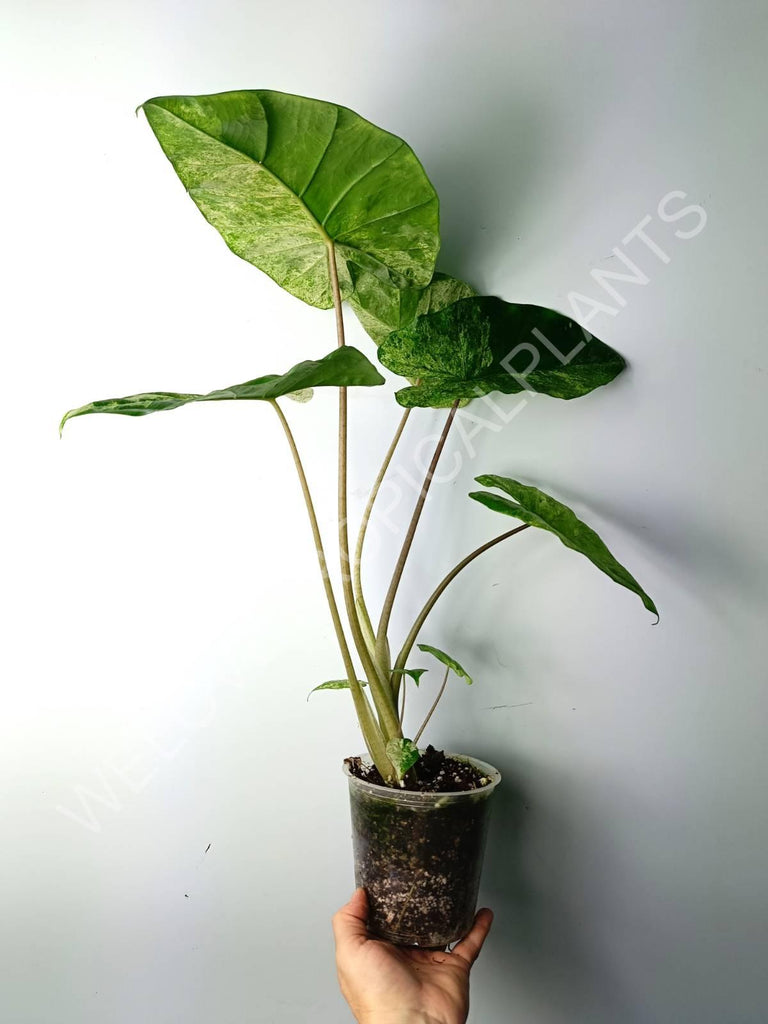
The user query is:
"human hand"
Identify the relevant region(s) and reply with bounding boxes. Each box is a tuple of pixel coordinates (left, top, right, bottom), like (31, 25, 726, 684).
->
(332, 888, 493, 1024)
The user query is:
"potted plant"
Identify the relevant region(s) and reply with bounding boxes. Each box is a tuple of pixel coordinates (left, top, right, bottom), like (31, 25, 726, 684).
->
(61, 89, 657, 949)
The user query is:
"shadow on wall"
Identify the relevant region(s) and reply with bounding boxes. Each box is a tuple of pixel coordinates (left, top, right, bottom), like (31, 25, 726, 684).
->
(524, 479, 767, 616)
(476, 748, 644, 1024)
(415, 94, 557, 292)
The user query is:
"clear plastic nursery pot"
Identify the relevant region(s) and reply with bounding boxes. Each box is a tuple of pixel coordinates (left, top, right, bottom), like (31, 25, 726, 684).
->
(343, 753, 501, 948)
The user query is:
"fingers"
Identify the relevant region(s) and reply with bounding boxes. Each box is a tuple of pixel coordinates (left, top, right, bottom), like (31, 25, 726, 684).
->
(332, 888, 370, 947)
(451, 907, 494, 968)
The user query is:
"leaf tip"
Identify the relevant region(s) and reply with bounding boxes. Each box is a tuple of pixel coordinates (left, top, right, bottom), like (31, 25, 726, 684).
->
(393, 387, 416, 408)
(640, 592, 659, 622)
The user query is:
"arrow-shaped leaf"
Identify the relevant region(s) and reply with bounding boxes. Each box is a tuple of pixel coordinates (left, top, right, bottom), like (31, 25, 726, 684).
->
(417, 644, 473, 684)
(60, 347, 383, 434)
(391, 667, 428, 687)
(141, 90, 439, 310)
(469, 475, 658, 618)
(378, 295, 625, 408)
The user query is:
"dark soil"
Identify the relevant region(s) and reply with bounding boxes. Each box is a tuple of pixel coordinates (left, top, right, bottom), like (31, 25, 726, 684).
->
(345, 746, 497, 946)
(345, 745, 491, 793)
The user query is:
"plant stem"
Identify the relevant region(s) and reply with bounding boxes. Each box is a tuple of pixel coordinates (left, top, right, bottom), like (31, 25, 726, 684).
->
(374, 402, 460, 668)
(269, 399, 391, 775)
(353, 407, 412, 662)
(327, 243, 401, 751)
(392, 524, 531, 699)
(413, 666, 450, 745)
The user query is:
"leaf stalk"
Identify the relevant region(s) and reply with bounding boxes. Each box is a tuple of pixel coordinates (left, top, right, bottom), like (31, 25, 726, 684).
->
(328, 243, 402, 759)
(374, 401, 460, 670)
(392, 524, 531, 699)
(269, 399, 390, 770)
(413, 666, 450, 745)
(352, 407, 412, 667)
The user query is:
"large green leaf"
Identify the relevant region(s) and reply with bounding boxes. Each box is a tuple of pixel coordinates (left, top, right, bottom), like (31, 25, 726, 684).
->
(417, 643, 473, 684)
(349, 270, 476, 344)
(60, 347, 383, 434)
(469, 475, 658, 618)
(141, 90, 440, 309)
(378, 295, 625, 407)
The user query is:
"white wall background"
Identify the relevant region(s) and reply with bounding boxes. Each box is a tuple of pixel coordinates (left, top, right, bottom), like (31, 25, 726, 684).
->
(2, 1, 766, 1021)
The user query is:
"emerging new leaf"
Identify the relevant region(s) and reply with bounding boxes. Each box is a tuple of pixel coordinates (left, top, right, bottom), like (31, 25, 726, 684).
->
(470, 475, 658, 618)
(378, 296, 625, 408)
(417, 644, 473, 684)
(386, 738, 421, 780)
(141, 90, 440, 309)
(60, 347, 383, 434)
(391, 667, 429, 687)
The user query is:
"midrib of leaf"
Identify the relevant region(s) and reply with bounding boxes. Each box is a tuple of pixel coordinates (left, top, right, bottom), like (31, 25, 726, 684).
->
(150, 105, 333, 245)
(152, 105, 420, 284)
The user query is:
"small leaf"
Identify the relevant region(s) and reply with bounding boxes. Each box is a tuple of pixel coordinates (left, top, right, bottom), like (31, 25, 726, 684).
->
(417, 644, 473, 684)
(378, 295, 625, 408)
(60, 347, 383, 434)
(349, 271, 476, 345)
(391, 667, 428, 687)
(307, 679, 367, 701)
(470, 475, 658, 618)
(386, 738, 421, 780)
(141, 90, 439, 310)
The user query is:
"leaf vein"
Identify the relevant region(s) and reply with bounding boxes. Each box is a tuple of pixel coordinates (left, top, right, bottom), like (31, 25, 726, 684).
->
(336, 197, 434, 239)
(145, 104, 329, 240)
(321, 141, 405, 227)
(298, 106, 340, 198)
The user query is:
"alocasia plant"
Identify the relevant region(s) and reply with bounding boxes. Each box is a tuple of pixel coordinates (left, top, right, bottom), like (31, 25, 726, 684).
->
(61, 90, 656, 784)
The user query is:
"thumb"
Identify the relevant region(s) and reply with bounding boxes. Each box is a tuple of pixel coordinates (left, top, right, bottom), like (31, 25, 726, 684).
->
(332, 888, 370, 947)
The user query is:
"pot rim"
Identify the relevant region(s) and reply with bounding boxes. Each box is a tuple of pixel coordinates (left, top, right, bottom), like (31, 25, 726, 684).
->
(343, 750, 501, 800)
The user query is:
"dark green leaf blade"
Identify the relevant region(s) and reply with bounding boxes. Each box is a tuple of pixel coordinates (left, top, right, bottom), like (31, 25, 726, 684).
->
(391, 667, 428, 687)
(417, 644, 473, 684)
(141, 90, 439, 309)
(349, 271, 476, 345)
(470, 475, 658, 618)
(307, 679, 367, 701)
(60, 347, 383, 434)
(378, 295, 625, 408)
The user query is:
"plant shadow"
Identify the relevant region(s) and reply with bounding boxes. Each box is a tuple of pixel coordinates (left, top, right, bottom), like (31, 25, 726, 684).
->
(418, 96, 556, 294)
(529, 479, 767, 615)
(473, 747, 643, 1024)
